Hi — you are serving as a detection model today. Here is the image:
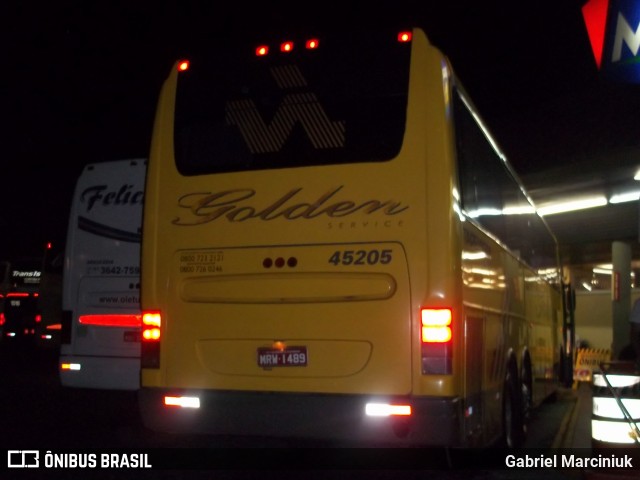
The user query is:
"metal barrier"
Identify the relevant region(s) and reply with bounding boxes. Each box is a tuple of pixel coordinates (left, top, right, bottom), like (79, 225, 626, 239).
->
(591, 361, 640, 447)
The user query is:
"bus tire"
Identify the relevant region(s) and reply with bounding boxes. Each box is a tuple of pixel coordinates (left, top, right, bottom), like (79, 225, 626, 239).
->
(521, 354, 533, 426)
(502, 367, 525, 448)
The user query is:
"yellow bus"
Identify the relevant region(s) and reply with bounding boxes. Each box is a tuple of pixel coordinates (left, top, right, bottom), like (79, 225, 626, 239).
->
(139, 26, 563, 448)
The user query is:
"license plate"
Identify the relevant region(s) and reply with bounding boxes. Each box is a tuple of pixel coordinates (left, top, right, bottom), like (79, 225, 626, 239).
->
(257, 346, 307, 367)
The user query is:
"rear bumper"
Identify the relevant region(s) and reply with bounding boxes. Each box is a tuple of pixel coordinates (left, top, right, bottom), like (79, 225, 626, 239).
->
(138, 388, 463, 447)
(59, 354, 140, 390)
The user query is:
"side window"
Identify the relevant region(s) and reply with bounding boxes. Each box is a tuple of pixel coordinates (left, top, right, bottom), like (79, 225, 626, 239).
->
(454, 89, 557, 271)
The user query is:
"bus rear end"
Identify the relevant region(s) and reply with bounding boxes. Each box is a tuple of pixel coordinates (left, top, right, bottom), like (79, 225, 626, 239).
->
(59, 159, 146, 390)
(140, 28, 463, 444)
(1, 258, 41, 342)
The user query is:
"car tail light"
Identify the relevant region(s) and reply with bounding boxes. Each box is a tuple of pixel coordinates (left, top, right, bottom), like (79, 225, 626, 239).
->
(421, 307, 453, 375)
(0, 313, 4, 326)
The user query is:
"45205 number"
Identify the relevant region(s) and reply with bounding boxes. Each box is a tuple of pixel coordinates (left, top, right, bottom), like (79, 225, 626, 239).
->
(328, 249, 392, 266)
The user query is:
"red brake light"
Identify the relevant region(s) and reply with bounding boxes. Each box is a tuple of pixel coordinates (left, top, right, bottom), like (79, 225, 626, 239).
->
(177, 60, 190, 71)
(141, 310, 162, 369)
(305, 38, 319, 49)
(142, 310, 161, 341)
(35, 314, 42, 323)
(256, 45, 269, 56)
(78, 314, 142, 327)
(421, 308, 452, 343)
(421, 307, 453, 375)
(0, 313, 5, 326)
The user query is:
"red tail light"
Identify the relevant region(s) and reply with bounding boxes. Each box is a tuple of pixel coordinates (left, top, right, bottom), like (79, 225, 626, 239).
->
(35, 314, 42, 323)
(421, 308, 452, 343)
(177, 60, 190, 71)
(142, 311, 161, 341)
(141, 310, 161, 369)
(421, 307, 453, 375)
(0, 313, 5, 326)
(79, 314, 141, 327)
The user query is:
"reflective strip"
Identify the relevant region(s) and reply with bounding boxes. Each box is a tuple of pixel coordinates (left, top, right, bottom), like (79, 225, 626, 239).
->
(593, 397, 640, 419)
(593, 373, 640, 388)
(592, 419, 640, 444)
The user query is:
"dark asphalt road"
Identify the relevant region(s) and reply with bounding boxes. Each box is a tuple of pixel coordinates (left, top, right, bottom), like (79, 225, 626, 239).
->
(0, 339, 590, 480)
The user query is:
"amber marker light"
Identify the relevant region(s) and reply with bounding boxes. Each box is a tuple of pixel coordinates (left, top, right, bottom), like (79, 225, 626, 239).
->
(280, 41, 294, 52)
(397, 31, 412, 42)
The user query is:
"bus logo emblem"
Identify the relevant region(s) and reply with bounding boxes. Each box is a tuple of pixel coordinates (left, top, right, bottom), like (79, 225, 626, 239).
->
(225, 65, 346, 153)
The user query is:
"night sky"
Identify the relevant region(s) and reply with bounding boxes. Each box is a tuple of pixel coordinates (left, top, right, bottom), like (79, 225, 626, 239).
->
(2, 0, 638, 259)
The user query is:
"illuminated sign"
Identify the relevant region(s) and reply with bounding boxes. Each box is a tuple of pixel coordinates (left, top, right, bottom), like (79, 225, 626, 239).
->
(11, 269, 41, 278)
(582, 0, 640, 82)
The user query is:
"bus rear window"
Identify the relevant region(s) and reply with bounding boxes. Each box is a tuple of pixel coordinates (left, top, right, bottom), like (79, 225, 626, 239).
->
(173, 29, 411, 175)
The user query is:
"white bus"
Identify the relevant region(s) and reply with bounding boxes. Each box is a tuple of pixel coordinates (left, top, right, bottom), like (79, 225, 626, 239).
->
(59, 159, 146, 390)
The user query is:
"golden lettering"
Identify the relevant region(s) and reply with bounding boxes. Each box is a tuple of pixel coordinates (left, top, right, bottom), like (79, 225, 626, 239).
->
(172, 187, 409, 226)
